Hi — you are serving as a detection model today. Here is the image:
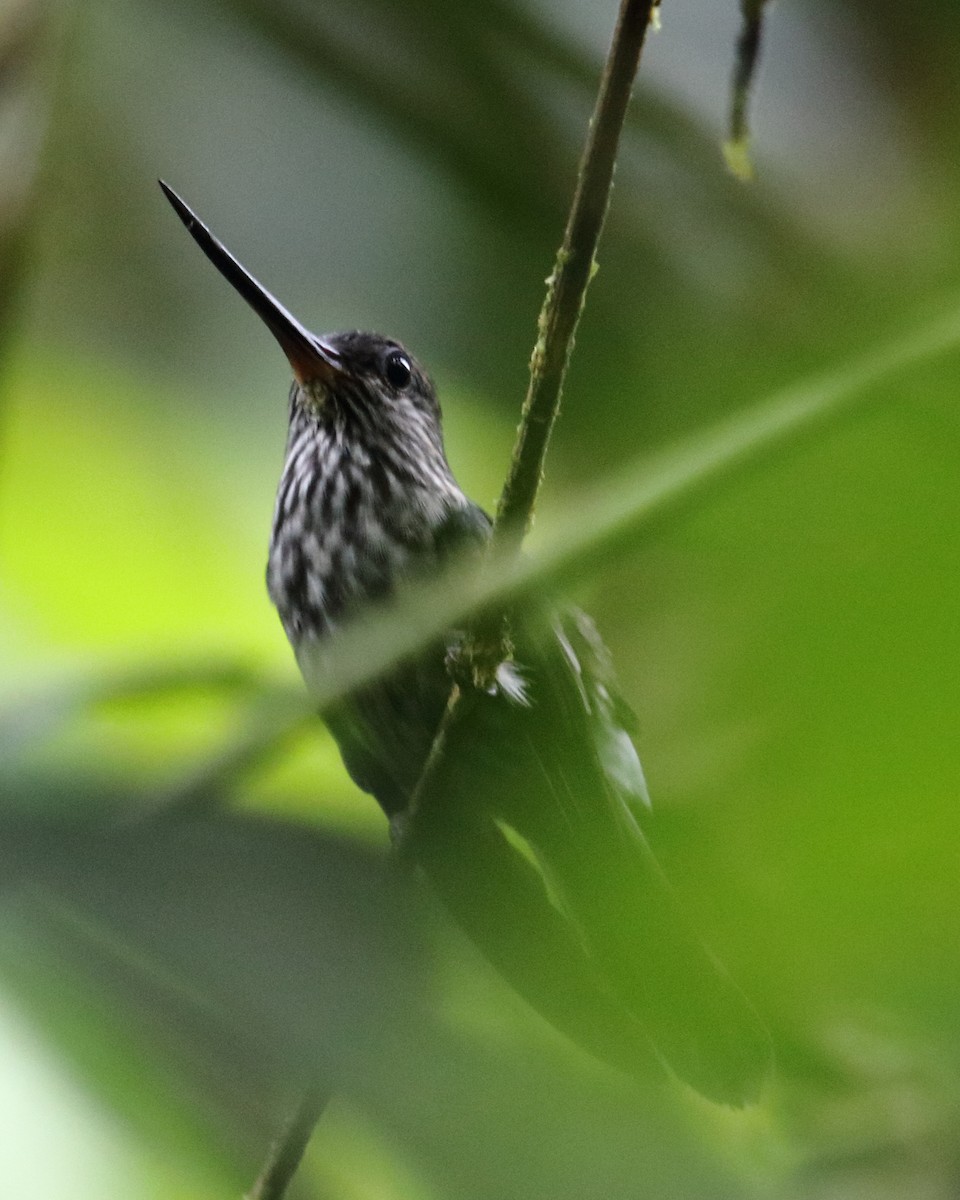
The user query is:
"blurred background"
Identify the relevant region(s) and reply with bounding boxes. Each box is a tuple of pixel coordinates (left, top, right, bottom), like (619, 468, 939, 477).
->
(3, 0, 960, 1196)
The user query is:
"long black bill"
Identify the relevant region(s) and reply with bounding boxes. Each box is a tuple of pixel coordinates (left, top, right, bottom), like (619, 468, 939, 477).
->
(159, 180, 343, 385)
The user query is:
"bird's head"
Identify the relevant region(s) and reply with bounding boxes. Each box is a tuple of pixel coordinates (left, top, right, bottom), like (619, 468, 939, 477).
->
(159, 181, 448, 466)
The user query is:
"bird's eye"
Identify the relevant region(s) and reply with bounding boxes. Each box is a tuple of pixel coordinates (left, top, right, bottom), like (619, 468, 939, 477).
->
(384, 350, 412, 390)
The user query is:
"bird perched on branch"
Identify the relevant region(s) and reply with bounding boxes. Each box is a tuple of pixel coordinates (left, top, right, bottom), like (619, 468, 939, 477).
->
(161, 180, 771, 1105)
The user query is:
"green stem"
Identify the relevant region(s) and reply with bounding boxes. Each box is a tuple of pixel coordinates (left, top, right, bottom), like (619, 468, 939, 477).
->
(493, 0, 657, 542)
(724, 0, 771, 179)
(245, 1083, 330, 1200)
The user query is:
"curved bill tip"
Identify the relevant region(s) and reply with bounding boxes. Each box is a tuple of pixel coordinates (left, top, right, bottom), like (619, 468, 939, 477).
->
(158, 180, 343, 386)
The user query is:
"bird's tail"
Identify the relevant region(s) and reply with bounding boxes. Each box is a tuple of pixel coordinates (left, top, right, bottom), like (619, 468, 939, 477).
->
(409, 686, 772, 1105)
(539, 804, 772, 1105)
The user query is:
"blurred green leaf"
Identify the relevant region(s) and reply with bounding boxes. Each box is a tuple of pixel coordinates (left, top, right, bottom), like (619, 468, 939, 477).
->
(0, 805, 771, 1199)
(1, 812, 423, 1064)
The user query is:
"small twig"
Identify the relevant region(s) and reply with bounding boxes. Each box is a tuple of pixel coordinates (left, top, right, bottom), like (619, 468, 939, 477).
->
(493, 0, 657, 542)
(723, 0, 771, 181)
(245, 1083, 330, 1200)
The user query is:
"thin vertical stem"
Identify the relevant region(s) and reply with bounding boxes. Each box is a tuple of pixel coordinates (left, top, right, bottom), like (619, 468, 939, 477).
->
(493, 0, 657, 542)
(246, 1084, 330, 1200)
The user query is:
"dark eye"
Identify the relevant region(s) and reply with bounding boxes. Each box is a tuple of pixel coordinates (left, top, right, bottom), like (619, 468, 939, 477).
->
(384, 350, 412, 390)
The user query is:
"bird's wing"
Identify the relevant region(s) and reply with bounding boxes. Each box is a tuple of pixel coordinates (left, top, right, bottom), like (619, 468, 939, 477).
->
(551, 606, 652, 813)
(434, 507, 652, 819)
(432, 500, 493, 552)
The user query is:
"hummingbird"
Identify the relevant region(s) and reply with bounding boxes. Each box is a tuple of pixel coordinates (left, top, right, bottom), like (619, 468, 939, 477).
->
(160, 181, 771, 1105)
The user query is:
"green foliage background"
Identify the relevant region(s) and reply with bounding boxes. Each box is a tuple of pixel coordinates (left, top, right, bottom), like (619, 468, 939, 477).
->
(2, 1, 960, 1196)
